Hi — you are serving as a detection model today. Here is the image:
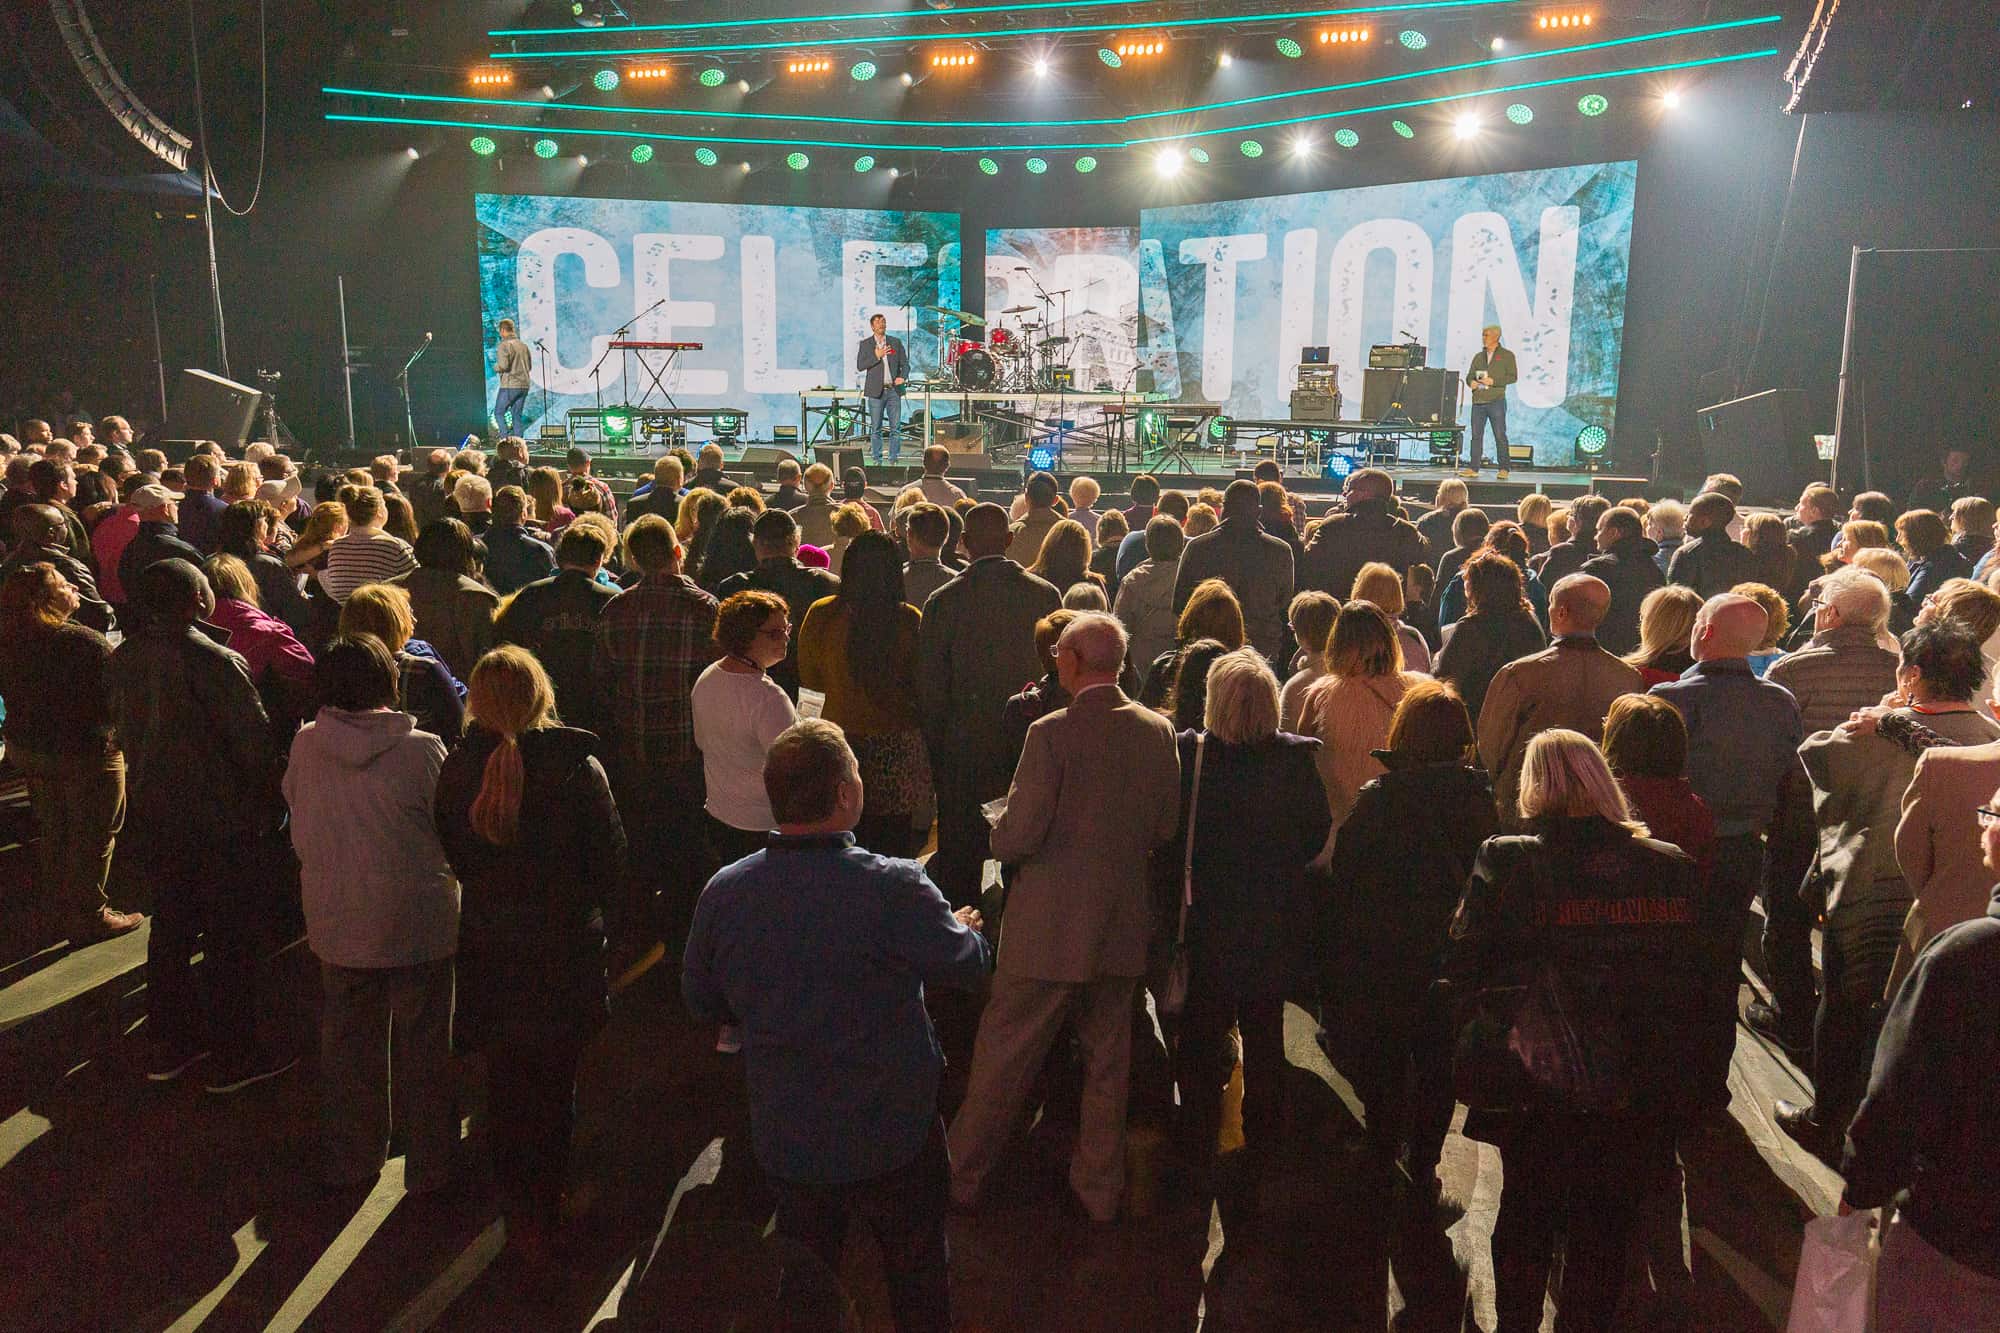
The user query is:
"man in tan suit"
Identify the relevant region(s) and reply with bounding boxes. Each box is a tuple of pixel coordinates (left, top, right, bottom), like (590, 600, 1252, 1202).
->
(1476, 574, 1643, 819)
(1893, 736, 2000, 992)
(948, 612, 1181, 1223)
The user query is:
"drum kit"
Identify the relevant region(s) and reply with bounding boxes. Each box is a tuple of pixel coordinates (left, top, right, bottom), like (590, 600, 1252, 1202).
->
(924, 302, 1075, 393)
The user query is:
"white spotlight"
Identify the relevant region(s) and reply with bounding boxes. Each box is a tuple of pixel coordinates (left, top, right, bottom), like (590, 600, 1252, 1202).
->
(1454, 114, 1481, 140)
(1662, 88, 1683, 110)
(1217, 51, 1232, 68)
(1490, 37, 1506, 52)
(1156, 148, 1183, 176)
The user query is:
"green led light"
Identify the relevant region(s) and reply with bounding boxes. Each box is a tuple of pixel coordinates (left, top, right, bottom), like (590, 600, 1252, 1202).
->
(850, 60, 876, 81)
(1074, 155, 1096, 172)
(977, 157, 999, 175)
(1505, 102, 1533, 124)
(1334, 127, 1358, 146)
(853, 153, 875, 170)
(1392, 118, 1414, 137)
(1275, 37, 1303, 58)
(1398, 29, 1428, 50)
(630, 142, 654, 162)
(698, 67, 726, 87)
(593, 68, 620, 91)
(469, 135, 497, 156)
(1187, 145, 1209, 163)
(1025, 156, 1047, 173)
(786, 151, 809, 169)
(532, 137, 558, 158)
(1578, 92, 1609, 116)
(1097, 47, 1122, 68)
(695, 145, 718, 164)
(1240, 138, 1264, 157)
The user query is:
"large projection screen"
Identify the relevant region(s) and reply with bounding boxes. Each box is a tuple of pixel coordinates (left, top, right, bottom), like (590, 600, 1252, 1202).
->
(476, 193, 961, 440)
(1140, 160, 1638, 465)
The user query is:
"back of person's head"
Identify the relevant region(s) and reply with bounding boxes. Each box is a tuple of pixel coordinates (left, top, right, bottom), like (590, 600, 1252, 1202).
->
(1899, 620, 1986, 703)
(1819, 566, 1892, 632)
(1177, 577, 1246, 648)
(1896, 508, 1951, 560)
(1701, 473, 1744, 503)
(714, 588, 789, 656)
(1129, 473, 1161, 506)
(492, 484, 530, 526)
(316, 634, 400, 712)
(1602, 693, 1689, 780)
(339, 582, 416, 652)
(1326, 600, 1402, 677)
(922, 443, 951, 476)
(1143, 513, 1185, 563)
(961, 502, 1012, 558)
(1220, 478, 1260, 521)
(764, 718, 858, 827)
(1851, 545, 1910, 594)
(1350, 561, 1406, 617)
(1463, 549, 1526, 617)
(0, 561, 70, 633)
(556, 522, 612, 570)
(1433, 478, 1469, 510)
(1058, 611, 1127, 677)
(203, 553, 260, 607)
(1288, 590, 1341, 657)
(1851, 491, 1895, 526)
(1483, 520, 1530, 565)
(1729, 581, 1790, 650)
(414, 518, 476, 574)
(1203, 647, 1280, 743)
(1518, 729, 1638, 827)
(1927, 577, 2000, 644)
(133, 557, 207, 627)
(905, 502, 949, 552)
(466, 646, 559, 844)
(1951, 494, 1995, 537)
(625, 514, 683, 575)
(1687, 491, 1735, 532)
(1516, 492, 1553, 528)
(1385, 679, 1474, 763)
(1452, 506, 1492, 548)
(1693, 592, 1768, 660)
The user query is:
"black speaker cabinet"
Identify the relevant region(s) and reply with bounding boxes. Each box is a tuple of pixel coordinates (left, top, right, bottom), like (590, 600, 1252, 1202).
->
(1362, 368, 1460, 426)
(1694, 389, 1819, 505)
(166, 368, 263, 449)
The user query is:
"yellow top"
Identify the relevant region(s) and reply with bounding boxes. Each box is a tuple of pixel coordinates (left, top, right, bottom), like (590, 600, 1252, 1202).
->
(796, 596, 923, 736)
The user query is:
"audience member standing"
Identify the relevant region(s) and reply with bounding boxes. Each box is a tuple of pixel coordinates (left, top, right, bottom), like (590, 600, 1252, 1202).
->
(1329, 682, 1494, 1192)
(1666, 493, 1756, 598)
(436, 647, 626, 1261)
(1442, 731, 1711, 1333)
(683, 720, 990, 1332)
(1169, 648, 1331, 1191)
(797, 533, 929, 857)
(916, 504, 1060, 907)
(0, 563, 141, 943)
(1172, 480, 1295, 663)
(494, 524, 620, 736)
(284, 636, 458, 1191)
(691, 591, 797, 865)
(949, 614, 1180, 1223)
(109, 559, 290, 1090)
(714, 508, 841, 701)
(1299, 469, 1425, 602)
(1476, 575, 1642, 819)
(1579, 506, 1665, 655)
(1432, 551, 1547, 726)
(591, 516, 718, 941)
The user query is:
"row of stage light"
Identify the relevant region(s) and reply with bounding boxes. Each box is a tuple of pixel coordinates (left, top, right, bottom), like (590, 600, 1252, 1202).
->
(451, 84, 1679, 175)
(465, 11, 1604, 91)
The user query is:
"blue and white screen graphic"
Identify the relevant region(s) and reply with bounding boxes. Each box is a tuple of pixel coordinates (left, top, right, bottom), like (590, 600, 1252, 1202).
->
(476, 193, 961, 438)
(1140, 160, 1637, 463)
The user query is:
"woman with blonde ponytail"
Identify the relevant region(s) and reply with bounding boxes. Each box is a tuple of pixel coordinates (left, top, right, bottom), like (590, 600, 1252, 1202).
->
(434, 645, 628, 1263)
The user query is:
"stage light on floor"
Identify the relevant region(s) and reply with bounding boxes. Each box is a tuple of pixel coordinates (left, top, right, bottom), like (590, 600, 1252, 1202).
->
(698, 67, 726, 87)
(1074, 156, 1097, 173)
(854, 154, 875, 171)
(1398, 29, 1428, 50)
(1334, 128, 1358, 148)
(1275, 37, 1302, 59)
(1577, 92, 1609, 116)
(630, 143, 653, 163)
(1662, 88, 1683, 110)
(533, 138, 559, 158)
(695, 146, 718, 166)
(977, 157, 1000, 175)
(786, 151, 810, 170)
(850, 60, 877, 81)
(1453, 114, 1480, 139)
(1156, 148, 1182, 176)
(1025, 157, 1047, 174)
(1506, 102, 1534, 124)
(1392, 120, 1415, 138)
(470, 135, 497, 157)
(592, 68, 619, 91)
(1239, 138, 1264, 158)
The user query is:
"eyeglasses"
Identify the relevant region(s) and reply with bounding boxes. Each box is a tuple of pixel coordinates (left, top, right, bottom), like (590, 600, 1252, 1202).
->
(1978, 807, 2000, 827)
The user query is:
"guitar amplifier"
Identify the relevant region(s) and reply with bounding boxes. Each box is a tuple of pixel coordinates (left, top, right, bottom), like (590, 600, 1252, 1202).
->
(1362, 368, 1459, 425)
(1289, 390, 1341, 422)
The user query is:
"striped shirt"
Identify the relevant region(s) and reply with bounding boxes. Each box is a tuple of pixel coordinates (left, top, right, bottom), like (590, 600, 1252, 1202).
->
(591, 574, 719, 766)
(320, 530, 419, 603)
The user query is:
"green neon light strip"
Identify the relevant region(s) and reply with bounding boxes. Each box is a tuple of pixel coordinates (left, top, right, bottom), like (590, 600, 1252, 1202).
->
(335, 16, 1778, 133)
(325, 48, 1774, 155)
(494, 0, 1514, 41)
(491, 0, 1537, 60)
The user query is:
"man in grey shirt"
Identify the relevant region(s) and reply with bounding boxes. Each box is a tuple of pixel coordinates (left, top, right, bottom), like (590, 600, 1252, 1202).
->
(493, 318, 532, 437)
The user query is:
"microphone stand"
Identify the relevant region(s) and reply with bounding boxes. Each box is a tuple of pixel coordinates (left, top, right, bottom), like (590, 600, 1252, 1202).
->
(396, 333, 433, 452)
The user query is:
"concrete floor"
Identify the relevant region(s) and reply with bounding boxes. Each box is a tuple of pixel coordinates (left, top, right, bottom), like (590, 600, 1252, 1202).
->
(0, 779, 1837, 1333)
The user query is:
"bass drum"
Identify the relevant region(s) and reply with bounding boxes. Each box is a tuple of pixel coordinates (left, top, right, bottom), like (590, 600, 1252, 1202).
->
(954, 348, 997, 391)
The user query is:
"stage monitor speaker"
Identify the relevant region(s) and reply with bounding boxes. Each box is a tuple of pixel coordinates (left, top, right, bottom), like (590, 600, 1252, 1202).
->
(1694, 389, 1818, 505)
(735, 445, 798, 466)
(166, 368, 263, 450)
(1362, 368, 1460, 426)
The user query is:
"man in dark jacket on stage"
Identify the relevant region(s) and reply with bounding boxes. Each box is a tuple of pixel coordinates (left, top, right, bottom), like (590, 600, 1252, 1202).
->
(1299, 468, 1426, 602)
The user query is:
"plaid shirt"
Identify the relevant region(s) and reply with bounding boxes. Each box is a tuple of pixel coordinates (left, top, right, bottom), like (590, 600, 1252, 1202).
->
(591, 574, 718, 765)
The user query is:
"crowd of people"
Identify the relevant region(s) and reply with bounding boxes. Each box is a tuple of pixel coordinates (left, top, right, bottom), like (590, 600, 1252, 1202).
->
(1, 414, 1996, 1330)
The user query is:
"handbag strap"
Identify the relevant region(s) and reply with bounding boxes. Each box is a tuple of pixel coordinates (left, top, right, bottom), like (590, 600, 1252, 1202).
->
(1176, 733, 1207, 942)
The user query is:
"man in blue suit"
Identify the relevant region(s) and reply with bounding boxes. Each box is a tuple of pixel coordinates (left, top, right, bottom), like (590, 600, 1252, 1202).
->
(855, 313, 908, 464)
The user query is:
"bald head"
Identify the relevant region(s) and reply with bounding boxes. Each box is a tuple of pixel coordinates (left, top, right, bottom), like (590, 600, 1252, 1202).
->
(961, 502, 1013, 558)
(1693, 593, 1768, 661)
(1548, 574, 1612, 636)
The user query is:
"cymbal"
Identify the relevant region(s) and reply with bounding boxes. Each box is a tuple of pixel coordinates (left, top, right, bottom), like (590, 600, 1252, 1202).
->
(1001, 304, 1037, 315)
